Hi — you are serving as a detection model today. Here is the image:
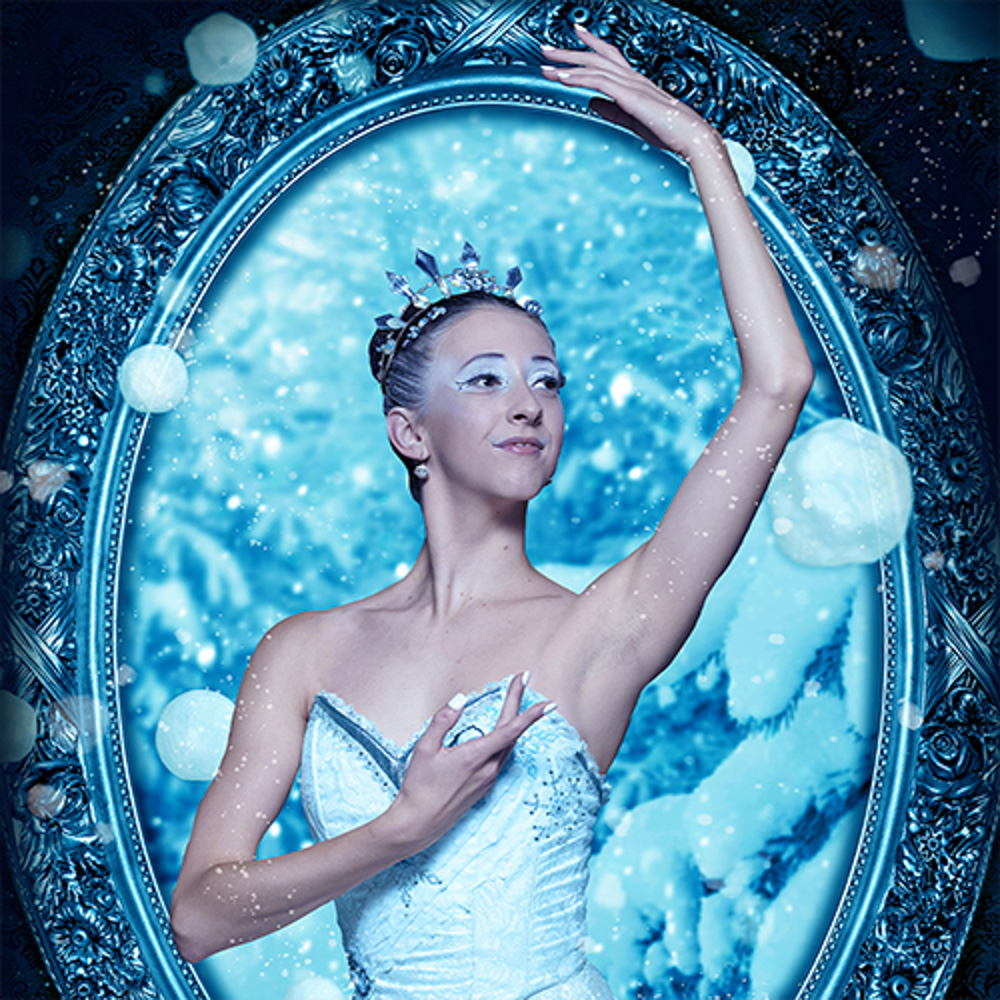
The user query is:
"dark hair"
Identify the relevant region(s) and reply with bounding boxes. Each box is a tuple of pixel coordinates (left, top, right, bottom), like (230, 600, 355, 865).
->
(367, 291, 549, 499)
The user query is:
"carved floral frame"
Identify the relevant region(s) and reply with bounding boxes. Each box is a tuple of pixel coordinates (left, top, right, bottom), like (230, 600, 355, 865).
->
(1, 2, 997, 998)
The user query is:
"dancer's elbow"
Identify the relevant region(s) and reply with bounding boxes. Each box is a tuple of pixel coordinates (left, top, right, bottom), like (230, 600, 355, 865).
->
(170, 891, 219, 964)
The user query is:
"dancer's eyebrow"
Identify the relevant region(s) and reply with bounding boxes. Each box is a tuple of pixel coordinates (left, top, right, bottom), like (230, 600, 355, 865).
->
(461, 353, 505, 365)
(456, 353, 560, 374)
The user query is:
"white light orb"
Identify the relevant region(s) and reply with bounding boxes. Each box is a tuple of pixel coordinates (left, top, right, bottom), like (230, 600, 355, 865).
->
(723, 139, 756, 195)
(118, 344, 189, 413)
(851, 241, 904, 291)
(0, 691, 37, 763)
(949, 255, 981, 287)
(903, 0, 1000, 61)
(2, 225, 31, 281)
(27, 783, 67, 819)
(55, 695, 110, 751)
(768, 418, 913, 566)
(898, 699, 925, 731)
(689, 139, 755, 197)
(282, 975, 346, 1000)
(332, 52, 374, 96)
(156, 689, 234, 781)
(184, 13, 258, 86)
(24, 459, 70, 502)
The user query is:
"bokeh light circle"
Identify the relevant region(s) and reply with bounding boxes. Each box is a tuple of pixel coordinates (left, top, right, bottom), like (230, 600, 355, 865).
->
(155, 690, 235, 781)
(767, 418, 913, 566)
(118, 344, 190, 414)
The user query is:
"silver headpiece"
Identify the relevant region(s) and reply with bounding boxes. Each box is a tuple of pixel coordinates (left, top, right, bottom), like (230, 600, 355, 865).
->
(373, 242, 543, 387)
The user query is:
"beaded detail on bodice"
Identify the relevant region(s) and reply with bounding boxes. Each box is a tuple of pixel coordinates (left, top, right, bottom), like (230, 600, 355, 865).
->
(299, 676, 613, 999)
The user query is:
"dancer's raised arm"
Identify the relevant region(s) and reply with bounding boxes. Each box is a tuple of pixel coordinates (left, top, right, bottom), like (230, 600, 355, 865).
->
(542, 28, 813, 713)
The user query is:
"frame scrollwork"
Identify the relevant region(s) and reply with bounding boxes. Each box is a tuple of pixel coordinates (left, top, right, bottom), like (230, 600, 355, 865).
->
(1, 2, 996, 998)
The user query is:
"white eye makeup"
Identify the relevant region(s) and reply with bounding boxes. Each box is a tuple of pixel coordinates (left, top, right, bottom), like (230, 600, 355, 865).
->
(528, 360, 566, 394)
(455, 355, 511, 391)
(454, 354, 564, 394)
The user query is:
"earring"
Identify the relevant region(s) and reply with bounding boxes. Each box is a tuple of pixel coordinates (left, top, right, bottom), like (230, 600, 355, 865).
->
(413, 463, 429, 481)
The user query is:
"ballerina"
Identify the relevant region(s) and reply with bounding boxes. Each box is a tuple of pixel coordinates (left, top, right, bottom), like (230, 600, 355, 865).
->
(170, 26, 813, 999)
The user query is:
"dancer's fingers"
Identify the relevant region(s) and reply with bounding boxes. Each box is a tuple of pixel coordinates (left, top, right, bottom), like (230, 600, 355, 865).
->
(571, 24, 633, 69)
(495, 671, 530, 726)
(419, 691, 468, 749)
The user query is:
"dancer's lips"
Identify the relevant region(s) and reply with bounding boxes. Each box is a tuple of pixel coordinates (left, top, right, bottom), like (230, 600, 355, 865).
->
(494, 436, 545, 455)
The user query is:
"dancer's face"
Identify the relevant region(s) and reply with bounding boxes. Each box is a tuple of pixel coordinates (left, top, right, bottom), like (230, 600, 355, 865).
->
(418, 305, 564, 503)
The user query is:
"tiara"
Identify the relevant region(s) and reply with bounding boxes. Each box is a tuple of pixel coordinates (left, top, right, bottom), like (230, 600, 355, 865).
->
(373, 242, 543, 387)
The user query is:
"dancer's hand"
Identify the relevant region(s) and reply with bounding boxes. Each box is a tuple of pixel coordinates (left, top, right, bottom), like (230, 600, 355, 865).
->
(383, 672, 552, 852)
(541, 25, 718, 162)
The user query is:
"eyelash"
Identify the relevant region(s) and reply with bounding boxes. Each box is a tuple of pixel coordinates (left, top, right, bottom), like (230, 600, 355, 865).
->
(460, 372, 564, 393)
(462, 373, 505, 389)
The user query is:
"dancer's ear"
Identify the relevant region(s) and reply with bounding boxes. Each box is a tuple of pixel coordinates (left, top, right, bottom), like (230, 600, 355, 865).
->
(386, 407, 428, 463)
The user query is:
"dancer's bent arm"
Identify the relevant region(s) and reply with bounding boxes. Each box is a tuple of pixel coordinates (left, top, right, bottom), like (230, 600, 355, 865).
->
(171, 619, 546, 963)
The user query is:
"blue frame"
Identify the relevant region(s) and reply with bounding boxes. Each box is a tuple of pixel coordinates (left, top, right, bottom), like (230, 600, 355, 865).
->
(1, 2, 996, 998)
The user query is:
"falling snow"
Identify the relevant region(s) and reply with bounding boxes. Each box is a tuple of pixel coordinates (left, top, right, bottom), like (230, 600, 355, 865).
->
(120, 108, 879, 998)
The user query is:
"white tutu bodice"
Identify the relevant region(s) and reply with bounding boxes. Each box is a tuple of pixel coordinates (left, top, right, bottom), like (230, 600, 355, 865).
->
(300, 676, 613, 999)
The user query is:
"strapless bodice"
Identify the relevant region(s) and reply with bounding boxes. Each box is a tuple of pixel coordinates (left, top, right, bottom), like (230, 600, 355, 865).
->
(299, 676, 613, 999)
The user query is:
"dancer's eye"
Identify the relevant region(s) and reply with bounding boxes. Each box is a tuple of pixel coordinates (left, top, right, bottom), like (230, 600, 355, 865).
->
(533, 372, 565, 394)
(459, 371, 506, 390)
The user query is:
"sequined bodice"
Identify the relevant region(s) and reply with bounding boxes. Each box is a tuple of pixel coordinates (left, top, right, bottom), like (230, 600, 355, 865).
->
(299, 676, 613, 1000)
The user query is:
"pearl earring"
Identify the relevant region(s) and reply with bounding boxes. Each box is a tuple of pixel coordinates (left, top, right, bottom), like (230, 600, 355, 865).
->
(413, 463, 429, 481)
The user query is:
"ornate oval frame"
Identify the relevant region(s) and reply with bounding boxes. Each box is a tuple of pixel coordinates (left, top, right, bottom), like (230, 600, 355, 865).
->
(1, 2, 996, 998)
